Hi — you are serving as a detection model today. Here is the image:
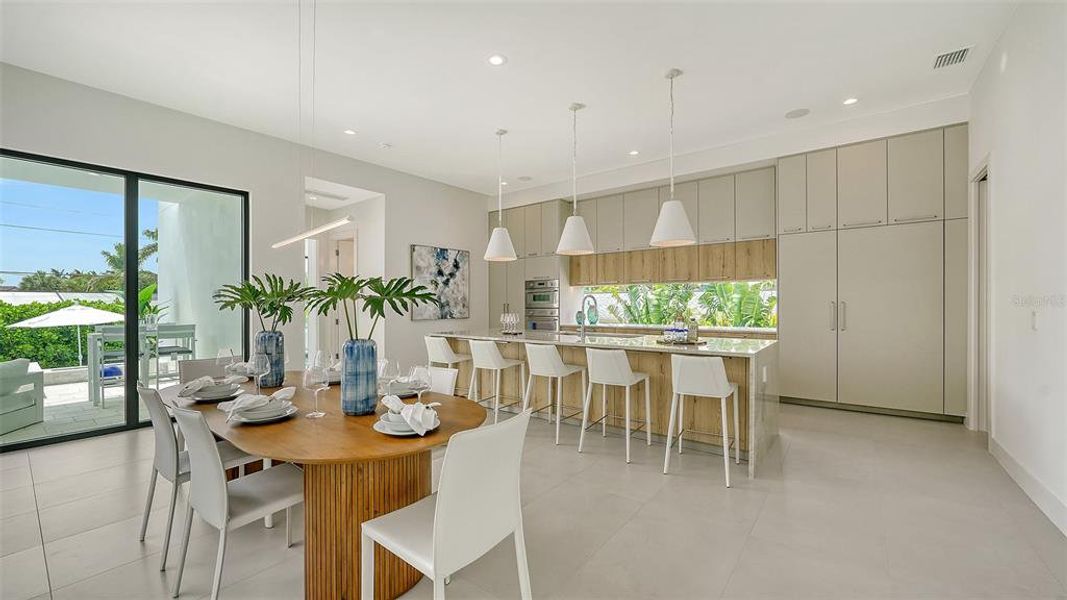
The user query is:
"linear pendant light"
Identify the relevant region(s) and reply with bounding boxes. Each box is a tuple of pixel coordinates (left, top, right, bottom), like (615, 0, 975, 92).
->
(272, 216, 352, 248)
(650, 68, 696, 247)
(484, 129, 517, 261)
(556, 102, 594, 256)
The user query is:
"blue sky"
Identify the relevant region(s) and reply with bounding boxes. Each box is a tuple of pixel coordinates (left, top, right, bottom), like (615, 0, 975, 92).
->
(0, 178, 159, 287)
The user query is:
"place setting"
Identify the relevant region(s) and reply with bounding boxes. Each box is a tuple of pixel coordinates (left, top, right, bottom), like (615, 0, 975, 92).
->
(217, 386, 298, 424)
(177, 374, 247, 403)
(373, 364, 439, 437)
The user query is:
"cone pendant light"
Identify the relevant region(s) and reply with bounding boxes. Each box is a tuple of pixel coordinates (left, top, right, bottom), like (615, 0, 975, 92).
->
(556, 103, 594, 255)
(484, 129, 517, 261)
(650, 68, 696, 247)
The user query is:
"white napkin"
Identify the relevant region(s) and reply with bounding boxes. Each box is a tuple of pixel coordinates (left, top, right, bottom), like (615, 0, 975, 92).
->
(380, 394, 439, 436)
(226, 362, 254, 377)
(219, 387, 295, 421)
(178, 376, 214, 397)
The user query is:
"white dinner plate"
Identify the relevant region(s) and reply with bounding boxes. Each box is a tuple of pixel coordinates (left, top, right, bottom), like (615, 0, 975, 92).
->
(373, 416, 441, 436)
(237, 401, 293, 419)
(232, 405, 298, 424)
(194, 384, 241, 398)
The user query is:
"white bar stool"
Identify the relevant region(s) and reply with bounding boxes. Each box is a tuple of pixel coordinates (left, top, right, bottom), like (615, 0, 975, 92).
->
(425, 336, 473, 397)
(663, 354, 740, 487)
(522, 343, 586, 445)
(579, 348, 651, 463)
(469, 340, 526, 423)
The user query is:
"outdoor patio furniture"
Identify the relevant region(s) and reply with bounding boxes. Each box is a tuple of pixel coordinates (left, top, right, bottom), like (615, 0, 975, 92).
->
(0, 359, 45, 436)
(87, 324, 197, 406)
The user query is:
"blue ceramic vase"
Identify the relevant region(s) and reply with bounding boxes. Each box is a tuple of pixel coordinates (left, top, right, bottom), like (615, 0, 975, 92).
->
(341, 338, 378, 416)
(254, 330, 285, 388)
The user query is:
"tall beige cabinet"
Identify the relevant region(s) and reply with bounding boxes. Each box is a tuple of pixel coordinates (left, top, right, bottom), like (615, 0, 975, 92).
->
(778, 231, 838, 403)
(837, 222, 944, 413)
(776, 123, 969, 417)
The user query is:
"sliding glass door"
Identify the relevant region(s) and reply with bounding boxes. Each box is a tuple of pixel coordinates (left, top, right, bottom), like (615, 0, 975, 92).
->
(136, 180, 245, 421)
(0, 150, 247, 449)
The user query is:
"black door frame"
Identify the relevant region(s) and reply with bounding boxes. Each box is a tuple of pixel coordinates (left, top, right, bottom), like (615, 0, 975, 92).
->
(0, 148, 250, 451)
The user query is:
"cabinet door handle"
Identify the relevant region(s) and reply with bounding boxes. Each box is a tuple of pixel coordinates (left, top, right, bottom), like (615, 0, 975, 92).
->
(783, 226, 803, 233)
(841, 219, 883, 228)
(810, 224, 833, 230)
(839, 301, 847, 331)
(892, 215, 939, 223)
(830, 301, 837, 331)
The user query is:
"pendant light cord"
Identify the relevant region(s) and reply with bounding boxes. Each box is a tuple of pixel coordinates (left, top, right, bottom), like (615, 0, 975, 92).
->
(496, 130, 505, 226)
(668, 72, 675, 201)
(572, 106, 578, 216)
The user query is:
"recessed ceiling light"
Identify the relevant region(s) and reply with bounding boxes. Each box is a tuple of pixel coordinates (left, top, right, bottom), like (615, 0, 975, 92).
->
(379, 142, 392, 150)
(843, 97, 859, 106)
(308, 195, 317, 200)
(487, 54, 507, 66)
(785, 108, 810, 119)
(343, 129, 356, 135)
(628, 150, 640, 156)
(501, 181, 508, 186)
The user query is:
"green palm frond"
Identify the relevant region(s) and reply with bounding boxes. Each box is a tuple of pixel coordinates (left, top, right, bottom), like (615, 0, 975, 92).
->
(305, 274, 438, 340)
(213, 274, 311, 332)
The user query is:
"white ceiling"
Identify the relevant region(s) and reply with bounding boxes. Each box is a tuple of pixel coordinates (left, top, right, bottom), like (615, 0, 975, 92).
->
(0, 2, 1016, 195)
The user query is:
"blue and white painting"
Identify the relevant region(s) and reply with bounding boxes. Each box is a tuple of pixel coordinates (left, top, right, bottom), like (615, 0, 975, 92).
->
(410, 244, 470, 320)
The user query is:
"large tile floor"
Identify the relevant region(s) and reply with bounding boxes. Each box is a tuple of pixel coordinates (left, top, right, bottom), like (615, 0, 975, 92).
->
(1, 404, 1063, 599)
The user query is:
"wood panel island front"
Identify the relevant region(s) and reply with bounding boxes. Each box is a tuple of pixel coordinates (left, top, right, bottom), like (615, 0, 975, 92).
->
(429, 331, 781, 477)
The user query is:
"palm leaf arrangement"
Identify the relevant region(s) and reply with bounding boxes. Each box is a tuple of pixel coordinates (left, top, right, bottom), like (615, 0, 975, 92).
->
(213, 274, 311, 332)
(306, 274, 438, 340)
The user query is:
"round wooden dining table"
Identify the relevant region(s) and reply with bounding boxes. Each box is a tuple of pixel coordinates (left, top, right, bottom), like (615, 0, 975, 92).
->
(162, 371, 486, 600)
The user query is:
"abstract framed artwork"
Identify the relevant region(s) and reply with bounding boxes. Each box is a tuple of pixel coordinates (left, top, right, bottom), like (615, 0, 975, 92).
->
(410, 244, 470, 320)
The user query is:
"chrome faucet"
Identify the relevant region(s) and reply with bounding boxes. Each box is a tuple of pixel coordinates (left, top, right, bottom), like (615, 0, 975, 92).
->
(577, 294, 598, 340)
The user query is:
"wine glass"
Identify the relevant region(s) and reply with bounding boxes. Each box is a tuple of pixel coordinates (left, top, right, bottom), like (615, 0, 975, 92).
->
(303, 351, 328, 419)
(408, 365, 431, 402)
(215, 348, 237, 376)
(378, 359, 400, 394)
(251, 352, 271, 396)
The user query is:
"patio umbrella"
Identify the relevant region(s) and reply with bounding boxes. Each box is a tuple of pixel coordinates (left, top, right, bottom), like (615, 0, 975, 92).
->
(7, 304, 125, 365)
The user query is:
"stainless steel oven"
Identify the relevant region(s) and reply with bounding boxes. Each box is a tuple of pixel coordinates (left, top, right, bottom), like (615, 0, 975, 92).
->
(525, 280, 559, 330)
(524, 279, 559, 310)
(526, 308, 559, 332)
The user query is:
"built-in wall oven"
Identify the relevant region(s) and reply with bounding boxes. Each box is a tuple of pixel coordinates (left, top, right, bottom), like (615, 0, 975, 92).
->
(525, 279, 559, 331)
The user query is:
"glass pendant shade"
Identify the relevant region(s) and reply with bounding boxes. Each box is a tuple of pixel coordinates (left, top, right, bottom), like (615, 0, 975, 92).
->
(556, 215, 594, 255)
(484, 226, 517, 261)
(650, 199, 696, 247)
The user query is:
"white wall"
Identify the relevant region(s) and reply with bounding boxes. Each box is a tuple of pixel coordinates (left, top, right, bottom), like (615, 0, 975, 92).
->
(969, 2, 1067, 534)
(0, 63, 488, 368)
(503, 94, 970, 209)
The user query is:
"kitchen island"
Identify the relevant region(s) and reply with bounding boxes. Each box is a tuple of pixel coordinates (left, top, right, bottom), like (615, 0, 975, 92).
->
(429, 330, 780, 477)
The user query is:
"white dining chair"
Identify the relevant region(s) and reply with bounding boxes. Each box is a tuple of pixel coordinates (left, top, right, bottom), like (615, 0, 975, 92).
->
(177, 358, 224, 383)
(523, 343, 586, 445)
(361, 410, 533, 600)
(663, 354, 740, 487)
(468, 340, 525, 423)
(170, 406, 304, 600)
(136, 388, 257, 572)
(428, 366, 459, 396)
(579, 349, 651, 463)
(425, 336, 473, 397)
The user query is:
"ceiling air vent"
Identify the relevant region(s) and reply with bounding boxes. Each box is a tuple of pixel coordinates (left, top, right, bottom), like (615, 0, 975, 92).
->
(933, 47, 971, 69)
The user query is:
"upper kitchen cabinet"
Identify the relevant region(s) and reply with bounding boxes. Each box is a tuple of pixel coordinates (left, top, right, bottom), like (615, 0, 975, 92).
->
(837, 139, 887, 229)
(540, 200, 564, 256)
(577, 199, 597, 248)
(888, 129, 944, 224)
(504, 207, 526, 257)
(523, 203, 542, 257)
(806, 148, 837, 231)
(658, 181, 699, 233)
(623, 188, 659, 250)
(698, 175, 735, 243)
(596, 194, 624, 253)
(735, 167, 776, 240)
(777, 154, 806, 235)
(944, 124, 969, 219)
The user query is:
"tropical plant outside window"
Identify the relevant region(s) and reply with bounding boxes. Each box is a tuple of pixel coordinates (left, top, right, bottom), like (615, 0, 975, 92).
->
(583, 281, 777, 328)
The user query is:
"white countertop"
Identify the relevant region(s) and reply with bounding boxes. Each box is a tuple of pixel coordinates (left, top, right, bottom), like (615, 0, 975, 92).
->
(429, 330, 776, 357)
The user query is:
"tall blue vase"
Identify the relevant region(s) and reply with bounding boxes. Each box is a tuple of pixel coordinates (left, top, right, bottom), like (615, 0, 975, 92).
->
(341, 338, 378, 416)
(254, 330, 285, 388)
